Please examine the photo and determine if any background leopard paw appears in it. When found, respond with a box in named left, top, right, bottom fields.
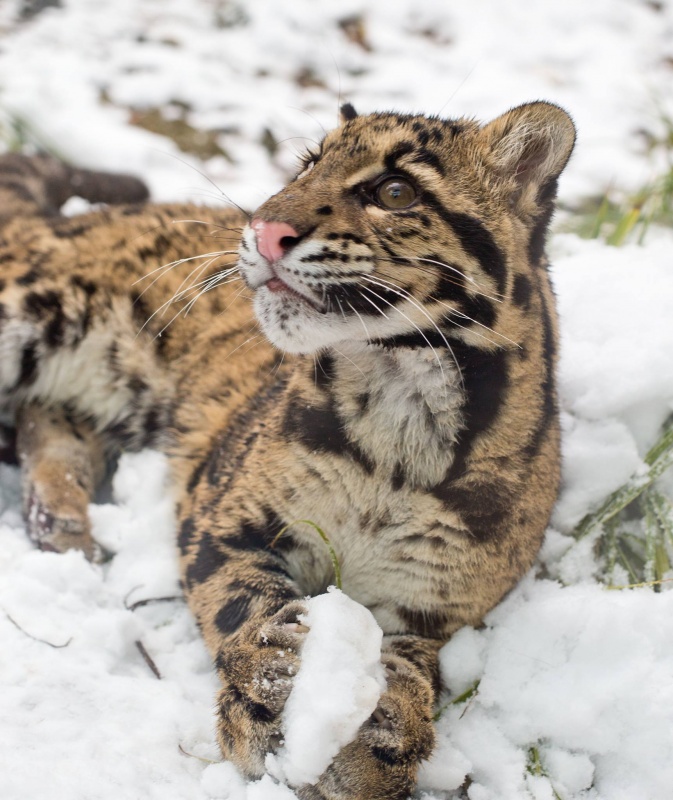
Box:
left=23, top=470, right=101, bottom=561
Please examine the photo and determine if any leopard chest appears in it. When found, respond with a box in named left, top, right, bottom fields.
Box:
left=270, top=344, right=467, bottom=632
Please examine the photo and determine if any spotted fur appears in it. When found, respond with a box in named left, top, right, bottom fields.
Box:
left=0, top=101, right=575, bottom=799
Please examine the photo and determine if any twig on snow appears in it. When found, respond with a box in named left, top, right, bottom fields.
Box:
left=127, top=595, right=184, bottom=612
left=178, top=743, right=220, bottom=764
left=135, top=639, right=162, bottom=679
left=4, top=611, right=72, bottom=648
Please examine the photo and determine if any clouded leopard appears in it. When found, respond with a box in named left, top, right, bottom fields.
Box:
left=0, top=100, right=575, bottom=799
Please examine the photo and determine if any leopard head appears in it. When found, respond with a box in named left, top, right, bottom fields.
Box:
left=238, top=101, right=575, bottom=354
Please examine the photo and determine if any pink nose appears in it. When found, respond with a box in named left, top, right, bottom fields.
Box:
left=251, top=218, right=300, bottom=263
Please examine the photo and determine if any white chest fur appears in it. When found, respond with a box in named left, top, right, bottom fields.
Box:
left=332, top=343, right=464, bottom=488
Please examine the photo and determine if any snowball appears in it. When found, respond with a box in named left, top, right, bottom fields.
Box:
left=266, top=588, right=386, bottom=787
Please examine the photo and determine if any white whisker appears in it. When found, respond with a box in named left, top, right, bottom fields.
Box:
left=151, top=274, right=241, bottom=339
left=384, top=254, right=503, bottom=303
left=162, top=257, right=225, bottom=315
left=133, top=251, right=231, bottom=285
left=376, top=265, right=518, bottom=348
left=359, top=283, right=452, bottom=393
left=136, top=258, right=229, bottom=334
left=218, top=333, right=264, bottom=364
left=181, top=274, right=241, bottom=318
left=333, top=346, right=367, bottom=379
left=169, top=264, right=239, bottom=308
left=353, top=289, right=390, bottom=320
left=346, top=300, right=372, bottom=340
left=359, top=275, right=463, bottom=388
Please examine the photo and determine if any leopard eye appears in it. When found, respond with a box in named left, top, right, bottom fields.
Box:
left=374, top=177, right=417, bottom=210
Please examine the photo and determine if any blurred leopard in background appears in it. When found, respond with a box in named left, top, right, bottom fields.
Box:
left=0, top=100, right=575, bottom=799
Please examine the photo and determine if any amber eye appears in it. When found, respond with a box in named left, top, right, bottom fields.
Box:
left=374, top=177, right=417, bottom=209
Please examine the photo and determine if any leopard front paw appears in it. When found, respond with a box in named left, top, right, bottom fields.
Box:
left=215, top=600, right=309, bottom=777
left=297, top=655, right=435, bottom=800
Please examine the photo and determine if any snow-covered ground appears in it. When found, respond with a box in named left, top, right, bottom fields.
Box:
left=1, top=1, right=673, bottom=799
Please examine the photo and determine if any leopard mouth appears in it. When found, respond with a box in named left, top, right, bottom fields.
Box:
left=262, top=275, right=325, bottom=312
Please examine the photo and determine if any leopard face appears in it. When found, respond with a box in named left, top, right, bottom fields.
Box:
left=238, top=103, right=575, bottom=355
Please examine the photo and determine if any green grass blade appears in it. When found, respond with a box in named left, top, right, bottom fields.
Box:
left=607, top=207, right=641, bottom=246
left=589, top=195, right=611, bottom=239
left=271, top=519, right=342, bottom=589
left=433, top=680, right=480, bottom=721
left=526, top=746, right=563, bottom=800
left=574, top=417, right=673, bottom=540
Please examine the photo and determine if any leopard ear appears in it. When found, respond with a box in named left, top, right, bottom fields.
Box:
left=479, top=102, right=576, bottom=211
left=340, top=103, right=358, bottom=123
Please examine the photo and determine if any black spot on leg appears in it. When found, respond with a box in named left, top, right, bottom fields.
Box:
left=222, top=511, right=284, bottom=556
left=185, top=532, right=228, bottom=588
left=385, top=635, right=442, bottom=693
left=397, top=606, right=450, bottom=638
left=215, top=595, right=252, bottom=635
left=372, top=746, right=399, bottom=766
left=316, top=205, right=333, bottom=215
left=227, top=684, right=276, bottom=724
left=435, top=481, right=513, bottom=543
left=177, top=516, right=195, bottom=553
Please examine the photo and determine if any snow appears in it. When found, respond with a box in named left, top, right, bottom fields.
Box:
left=0, top=453, right=221, bottom=800
left=266, top=588, right=387, bottom=788
left=421, top=578, right=673, bottom=800
left=1, top=1, right=673, bottom=799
